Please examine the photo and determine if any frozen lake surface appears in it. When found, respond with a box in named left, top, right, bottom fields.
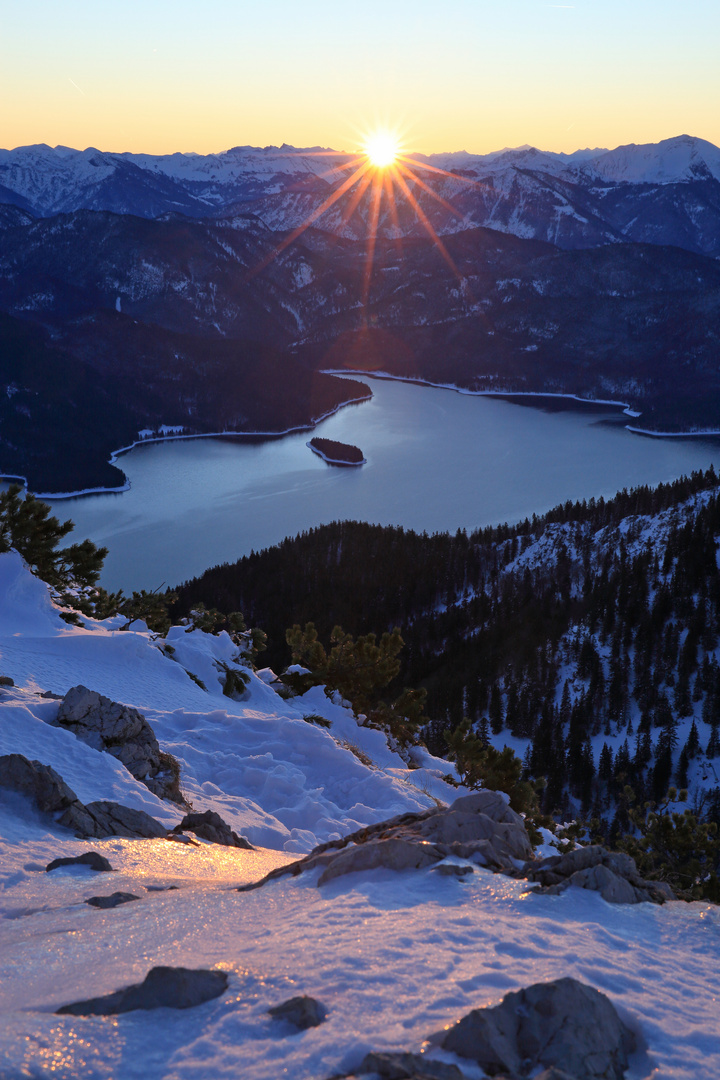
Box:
left=43, top=378, right=720, bottom=591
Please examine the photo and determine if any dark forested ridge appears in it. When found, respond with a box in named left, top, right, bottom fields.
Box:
left=173, top=468, right=720, bottom=833
left=0, top=310, right=369, bottom=492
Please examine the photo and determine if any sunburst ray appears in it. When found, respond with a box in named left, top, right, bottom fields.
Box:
left=391, top=166, right=463, bottom=282
left=362, top=173, right=385, bottom=309
left=396, top=161, right=464, bottom=220
left=247, top=159, right=373, bottom=278
left=246, top=131, right=479, bottom=295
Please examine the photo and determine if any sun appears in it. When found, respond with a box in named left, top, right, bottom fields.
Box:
left=364, top=130, right=400, bottom=168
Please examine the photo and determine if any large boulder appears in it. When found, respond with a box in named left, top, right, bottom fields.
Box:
left=441, top=977, right=635, bottom=1079
left=0, top=754, right=168, bottom=840
left=524, top=845, right=675, bottom=904
left=0, top=754, right=79, bottom=816
left=317, top=838, right=446, bottom=885
left=56, top=966, right=228, bottom=1015
left=355, top=1051, right=466, bottom=1078
left=410, top=791, right=532, bottom=865
left=268, top=994, right=326, bottom=1030
left=76, top=801, right=168, bottom=839
left=47, top=851, right=114, bottom=872
left=85, top=892, right=140, bottom=908
left=239, top=790, right=532, bottom=891
left=172, top=810, right=254, bottom=848
left=56, top=685, right=185, bottom=804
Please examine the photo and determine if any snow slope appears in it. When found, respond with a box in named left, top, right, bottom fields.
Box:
left=0, top=550, right=459, bottom=851
left=0, top=811, right=719, bottom=1080
left=587, top=134, right=720, bottom=185
left=1, top=550, right=720, bottom=1079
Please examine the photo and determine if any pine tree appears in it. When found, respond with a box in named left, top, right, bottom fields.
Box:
left=489, top=683, right=504, bottom=735
left=685, top=719, right=702, bottom=759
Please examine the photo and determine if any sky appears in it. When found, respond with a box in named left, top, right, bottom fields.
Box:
left=1, top=0, right=719, bottom=157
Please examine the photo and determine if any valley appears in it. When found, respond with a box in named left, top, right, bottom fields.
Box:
left=2, top=136, right=720, bottom=494
left=3, top=131, right=720, bottom=1080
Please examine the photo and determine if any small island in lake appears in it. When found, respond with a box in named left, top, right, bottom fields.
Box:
left=307, top=437, right=366, bottom=466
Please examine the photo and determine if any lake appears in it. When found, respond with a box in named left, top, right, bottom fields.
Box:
left=39, top=377, right=720, bottom=592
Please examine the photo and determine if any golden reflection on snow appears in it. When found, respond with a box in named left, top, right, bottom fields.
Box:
left=25, top=1026, right=106, bottom=1076
left=89, top=836, right=295, bottom=887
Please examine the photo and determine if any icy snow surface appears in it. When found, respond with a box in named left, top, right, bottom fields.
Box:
left=1, top=551, right=720, bottom=1078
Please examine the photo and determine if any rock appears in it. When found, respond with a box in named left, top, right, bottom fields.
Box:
left=56, top=966, right=228, bottom=1015
left=268, top=994, right=326, bottom=1030
left=240, top=791, right=532, bottom=891
left=172, top=810, right=254, bottom=848
left=414, top=791, right=532, bottom=864
left=0, top=753, right=169, bottom=840
left=85, top=892, right=140, bottom=908
left=146, top=884, right=179, bottom=892
left=60, top=800, right=169, bottom=840
left=0, top=754, right=81, bottom=816
left=525, top=845, right=675, bottom=904
left=432, top=863, right=475, bottom=877
left=0, top=675, right=14, bottom=686
left=358, top=1050, right=466, bottom=1078
left=46, top=851, right=114, bottom=872
left=56, top=685, right=185, bottom=804
left=441, top=976, right=635, bottom=1080
left=318, top=838, right=446, bottom=885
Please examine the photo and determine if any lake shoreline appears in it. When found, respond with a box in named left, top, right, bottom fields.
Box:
left=9, top=372, right=720, bottom=503
left=324, top=369, right=720, bottom=439
left=38, top=376, right=720, bottom=594
left=321, top=368, right=644, bottom=416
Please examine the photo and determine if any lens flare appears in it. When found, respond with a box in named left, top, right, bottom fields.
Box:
left=364, top=131, right=400, bottom=168
left=246, top=126, right=489, bottom=300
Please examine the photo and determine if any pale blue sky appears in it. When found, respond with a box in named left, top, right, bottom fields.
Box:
left=1, top=0, right=718, bottom=154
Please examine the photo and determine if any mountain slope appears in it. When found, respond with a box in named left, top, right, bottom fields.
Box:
left=1, top=546, right=719, bottom=1078
left=173, top=469, right=720, bottom=834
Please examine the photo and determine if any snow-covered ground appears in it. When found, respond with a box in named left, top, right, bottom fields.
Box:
left=1, top=550, right=720, bottom=1079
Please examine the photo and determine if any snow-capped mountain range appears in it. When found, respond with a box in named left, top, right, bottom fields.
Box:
left=2, top=134, right=720, bottom=254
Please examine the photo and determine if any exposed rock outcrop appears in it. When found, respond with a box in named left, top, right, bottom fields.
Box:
left=268, top=995, right=326, bottom=1030
left=353, top=1051, right=465, bottom=1078
left=524, top=845, right=676, bottom=904
left=47, top=852, right=114, bottom=872
left=56, top=685, right=185, bottom=805
left=440, top=977, right=635, bottom=1080
left=56, top=966, right=229, bottom=1015
left=239, top=790, right=531, bottom=891
left=172, top=810, right=254, bottom=849
left=0, top=754, right=80, bottom=817
left=76, top=800, right=168, bottom=839
left=85, top=891, right=140, bottom=908
left=0, top=754, right=168, bottom=840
